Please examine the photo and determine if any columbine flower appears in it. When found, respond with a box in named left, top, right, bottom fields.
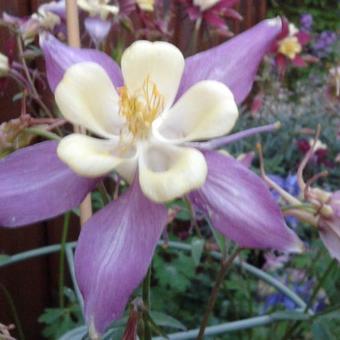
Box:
left=0, top=18, right=302, bottom=335
left=78, top=0, right=119, bottom=47
left=78, top=0, right=119, bottom=19
left=32, top=5, right=62, bottom=31
left=273, top=19, right=311, bottom=75
left=2, top=1, right=65, bottom=45
left=262, top=135, right=340, bottom=262
left=181, top=0, right=242, bottom=36
left=0, top=53, right=9, bottom=77
left=55, top=39, right=237, bottom=202
left=297, top=138, right=332, bottom=167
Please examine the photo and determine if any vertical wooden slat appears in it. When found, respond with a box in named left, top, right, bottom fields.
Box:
left=0, top=2, right=51, bottom=339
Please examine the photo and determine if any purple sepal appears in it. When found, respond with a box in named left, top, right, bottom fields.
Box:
left=0, top=141, right=97, bottom=227
left=40, top=33, right=123, bottom=92
left=39, top=0, right=66, bottom=20
left=84, top=17, right=112, bottom=48
left=178, top=18, right=283, bottom=104
left=189, top=150, right=303, bottom=252
left=319, top=224, right=340, bottom=262
left=319, top=191, right=340, bottom=262
left=75, top=177, right=167, bottom=334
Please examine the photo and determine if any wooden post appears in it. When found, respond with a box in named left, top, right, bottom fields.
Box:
left=65, top=0, right=93, bottom=225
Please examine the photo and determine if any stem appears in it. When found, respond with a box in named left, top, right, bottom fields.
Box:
left=59, top=213, right=71, bottom=308
left=257, top=143, right=302, bottom=207
left=16, top=36, right=54, bottom=119
left=25, top=127, right=61, bottom=141
left=66, top=0, right=92, bottom=225
left=197, top=248, right=242, bottom=340
left=0, top=284, right=25, bottom=340
left=191, top=18, right=202, bottom=54
left=142, top=267, right=152, bottom=340
left=282, top=259, right=337, bottom=340
left=305, top=259, right=336, bottom=313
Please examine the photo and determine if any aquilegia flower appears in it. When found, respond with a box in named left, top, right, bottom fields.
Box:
left=78, top=0, right=119, bottom=47
left=0, top=18, right=302, bottom=335
left=272, top=20, right=311, bottom=75
left=180, top=0, right=242, bottom=36
left=262, top=136, right=340, bottom=262
left=2, top=1, right=65, bottom=45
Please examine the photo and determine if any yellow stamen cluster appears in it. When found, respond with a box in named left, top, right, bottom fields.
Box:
left=119, top=77, right=164, bottom=139
left=278, top=36, right=302, bottom=60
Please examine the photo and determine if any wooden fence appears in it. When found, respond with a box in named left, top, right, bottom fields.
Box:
left=0, top=1, right=267, bottom=339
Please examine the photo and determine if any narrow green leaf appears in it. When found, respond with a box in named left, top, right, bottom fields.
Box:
left=150, top=311, right=187, bottom=331
left=59, top=326, right=87, bottom=340
left=145, top=312, right=169, bottom=339
left=191, top=238, right=204, bottom=266
left=312, top=321, right=336, bottom=340
left=208, top=221, right=226, bottom=254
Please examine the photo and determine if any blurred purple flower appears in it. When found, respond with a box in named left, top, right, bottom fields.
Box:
left=300, top=13, right=313, bottom=32
left=262, top=273, right=328, bottom=313
left=313, top=31, right=337, bottom=58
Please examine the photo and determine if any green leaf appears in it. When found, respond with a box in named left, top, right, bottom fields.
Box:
left=150, top=311, right=187, bottom=331
left=145, top=312, right=169, bottom=338
left=208, top=222, right=226, bottom=254
left=59, top=326, right=87, bottom=340
left=191, top=238, right=204, bottom=266
left=38, top=308, right=65, bottom=324
left=153, top=251, right=195, bottom=293
left=312, top=321, right=336, bottom=340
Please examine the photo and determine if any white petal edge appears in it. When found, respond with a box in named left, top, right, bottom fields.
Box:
left=153, top=80, right=238, bottom=143
left=55, top=62, right=124, bottom=138
left=57, top=134, right=137, bottom=178
left=121, top=41, right=185, bottom=111
left=139, top=143, right=207, bottom=203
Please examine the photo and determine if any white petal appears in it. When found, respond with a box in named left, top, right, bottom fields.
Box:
left=139, top=143, right=207, bottom=203
left=55, top=62, right=124, bottom=138
left=153, top=81, right=238, bottom=143
left=121, top=41, right=184, bottom=110
left=57, top=134, right=137, bottom=178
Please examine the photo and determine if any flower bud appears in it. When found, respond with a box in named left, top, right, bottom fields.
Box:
left=318, top=191, right=340, bottom=261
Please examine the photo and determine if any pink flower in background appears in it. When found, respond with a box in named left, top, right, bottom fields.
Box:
left=2, top=1, right=66, bottom=45
left=272, top=19, right=312, bottom=75
left=180, top=0, right=242, bottom=36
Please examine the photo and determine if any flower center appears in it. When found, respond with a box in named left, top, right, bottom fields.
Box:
left=278, top=36, right=302, bottom=60
left=119, top=77, right=164, bottom=140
